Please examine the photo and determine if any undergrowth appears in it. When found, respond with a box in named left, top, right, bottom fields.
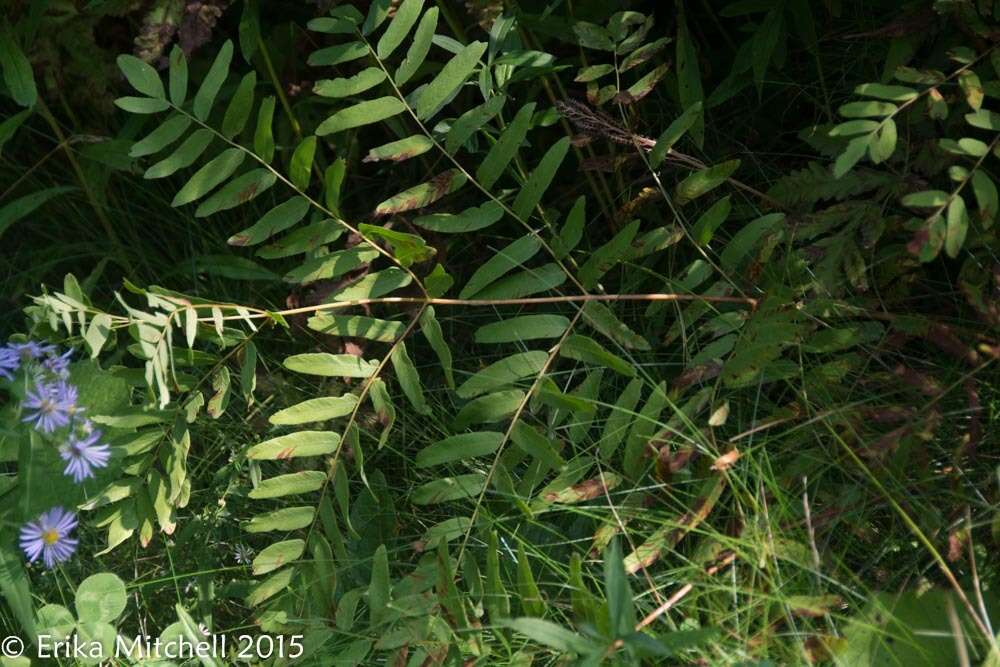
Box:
left=1, top=0, right=1000, bottom=665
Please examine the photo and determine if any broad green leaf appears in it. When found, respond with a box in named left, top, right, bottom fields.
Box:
left=364, top=134, right=433, bottom=163
left=239, top=0, right=260, bottom=61
left=500, top=618, right=596, bottom=654
left=249, top=471, right=327, bottom=499
left=416, top=41, right=487, bottom=120
left=363, top=0, right=393, bottom=34
left=315, top=68, right=386, bottom=98
left=839, top=100, right=897, bottom=117
left=195, top=168, right=276, bottom=216
left=675, top=159, right=740, bottom=205
left=650, top=102, right=703, bottom=168
left=485, top=531, right=510, bottom=622
left=420, top=306, right=454, bottom=388
left=115, top=96, right=171, bottom=113
left=578, top=220, right=640, bottom=288
left=76, top=621, right=117, bottom=662
left=618, top=63, right=669, bottom=104
left=395, top=7, right=438, bottom=85
left=573, top=21, right=614, bottom=50
left=0, top=26, right=37, bottom=107
left=446, top=94, right=506, bottom=153
left=623, top=382, right=669, bottom=476
left=965, top=108, right=1000, bottom=130
left=959, top=70, right=984, bottom=110
left=425, top=263, right=453, bottom=296
left=373, top=169, right=466, bottom=215
left=460, top=234, right=541, bottom=298
left=691, top=195, right=731, bottom=245
left=289, top=135, right=317, bottom=190
left=247, top=431, right=340, bottom=460
left=0, top=108, right=31, bottom=156
left=560, top=334, right=635, bottom=377
left=308, top=314, right=403, bottom=342
left=168, top=45, right=187, bottom=106
left=516, top=544, right=545, bottom=616
left=171, top=147, right=245, bottom=206
left=76, top=573, right=127, bottom=623
left=0, top=187, right=75, bottom=240
left=228, top=196, right=310, bottom=246
left=37, top=603, right=74, bottom=639
left=325, top=158, right=346, bottom=214
left=284, top=353, right=379, bottom=378
left=307, top=41, right=369, bottom=67
left=512, top=136, right=570, bottom=219
left=317, top=97, right=406, bottom=136
left=599, top=377, right=642, bottom=460
left=245, top=568, right=295, bottom=606
left=477, top=102, right=535, bottom=189
left=377, top=0, right=423, bottom=58
left=554, top=196, right=586, bottom=259
left=910, top=215, right=946, bottom=263
left=193, top=40, right=234, bottom=121
left=719, top=212, right=783, bottom=270
left=257, top=220, right=343, bottom=259
left=575, top=64, right=615, bottom=81
left=368, top=544, right=390, bottom=625
left=510, top=422, right=564, bottom=469
left=254, top=96, right=276, bottom=162
left=829, top=120, right=879, bottom=136
left=452, top=389, right=524, bottom=429
left=581, top=301, right=649, bottom=350
left=945, top=195, right=969, bottom=258
left=308, top=13, right=361, bottom=35
left=604, top=540, right=636, bottom=637
left=391, top=342, right=430, bottom=414
left=833, top=135, right=870, bottom=178
left=855, top=82, right=918, bottom=102
left=902, top=190, right=949, bottom=208
left=868, top=118, right=896, bottom=164
left=751, top=8, right=782, bottom=92
left=369, top=379, right=396, bottom=448
left=971, top=170, right=997, bottom=226
left=329, top=268, right=412, bottom=300
left=472, top=263, right=566, bottom=299
left=129, top=115, right=191, bottom=158
left=413, top=201, right=504, bottom=233
left=283, top=246, right=379, bottom=283
left=253, top=539, right=305, bottom=575
left=221, top=71, right=256, bottom=139
left=0, top=543, right=36, bottom=639
left=475, top=315, right=570, bottom=343
left=269, top=395, right=359, bottom=425
left=623, top=36, right=670, bottom=72
left=412, top=474, right=486, bottom=504
left=246, top=506, right=315, bottom=533
left=415, top=432, right=503, bottom=467
left=456, top=350, right=548, bottom=398
left=358, top=223, right=435, bottom=266
left=117, top=54, right=165, bottom=98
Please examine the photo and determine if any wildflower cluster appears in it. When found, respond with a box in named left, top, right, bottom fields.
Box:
left=2, top=339, right=110, bottom=569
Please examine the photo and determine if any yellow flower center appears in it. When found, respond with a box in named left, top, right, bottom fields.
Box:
left=42, top=529, right=60, bottom=545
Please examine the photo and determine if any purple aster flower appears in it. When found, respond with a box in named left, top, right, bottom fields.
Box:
left=21, top=380, right=78, bottom=433
left=8, top=341, right=53, bottom=362
left=41, top=349, right=73, bottom=378
left=19, top=507, right=78, bottom=569
left=0, top=346, right=18, bottom=380
left=60, top=427, right=111, bottom=483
